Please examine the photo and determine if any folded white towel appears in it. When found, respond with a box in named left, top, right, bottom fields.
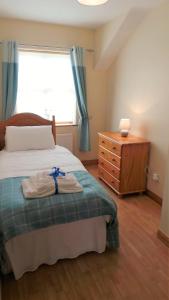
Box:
left=22, top=170, right=83, bottom=199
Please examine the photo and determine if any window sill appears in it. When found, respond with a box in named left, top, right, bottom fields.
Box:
left=55, top=123, right=78, bottom=127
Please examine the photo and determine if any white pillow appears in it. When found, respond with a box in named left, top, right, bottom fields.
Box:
left=5, top=126, right=55, bottom=152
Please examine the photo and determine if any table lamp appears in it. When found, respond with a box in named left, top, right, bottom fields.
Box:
left=119, top=118, right=131, bottom=137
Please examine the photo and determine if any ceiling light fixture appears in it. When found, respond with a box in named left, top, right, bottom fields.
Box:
left=77, top=0, right=109, bottom=6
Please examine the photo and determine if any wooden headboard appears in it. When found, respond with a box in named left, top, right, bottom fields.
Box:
left=0, top=113, right=56, bottom=150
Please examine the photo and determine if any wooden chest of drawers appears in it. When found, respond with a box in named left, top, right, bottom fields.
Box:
left=98, top=132, right=150, bottom=195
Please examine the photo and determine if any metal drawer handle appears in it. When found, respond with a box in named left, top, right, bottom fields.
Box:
left=111, top=181, right=114, bottom=184
left=102, top=140, right=105, bottom=144
left=101, top=151, right=105, bottom=155
left=112, top=158, right=116, bottom=162
left=101, top=162, right=104, bottom=166
left=113, top=147, right=116, bottom=150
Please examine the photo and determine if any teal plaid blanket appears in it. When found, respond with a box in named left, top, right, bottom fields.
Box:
left=0, top=171, right=119, bottom=273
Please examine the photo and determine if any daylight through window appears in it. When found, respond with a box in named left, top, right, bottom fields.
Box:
left=17, top=50, right=77, bottom=124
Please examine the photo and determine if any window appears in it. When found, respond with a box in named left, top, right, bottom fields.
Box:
left=17, top=50, right=77, bottom=124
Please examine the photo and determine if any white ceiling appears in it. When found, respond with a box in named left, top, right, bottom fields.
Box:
left=0, top=0, right=166, bottom=28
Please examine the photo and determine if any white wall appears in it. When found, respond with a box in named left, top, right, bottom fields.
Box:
left=106, top=3, right=169, bottom=198
left=160, top=150, right=169, bottom=237
left=105, top=2, right=169, bottom=239
left=0, top=18, right=108, bottom=161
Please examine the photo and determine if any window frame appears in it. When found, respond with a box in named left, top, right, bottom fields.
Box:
left=17, top=47, right=79, bottom=126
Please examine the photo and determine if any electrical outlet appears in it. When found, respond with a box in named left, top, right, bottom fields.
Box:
left=152, top=173, right=160, bottom=182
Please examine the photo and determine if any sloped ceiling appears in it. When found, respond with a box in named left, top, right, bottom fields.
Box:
left=94, top=7, right=149, bottom=69
left=0, top=0, right=165, bottom=29
left=0, top=0, right=166, bottom=69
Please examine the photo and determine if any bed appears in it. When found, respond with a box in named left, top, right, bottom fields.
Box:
left=0, top=113, right=119, bottom=280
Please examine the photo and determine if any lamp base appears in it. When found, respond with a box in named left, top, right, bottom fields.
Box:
left=120, top=130, right=129, bottom=137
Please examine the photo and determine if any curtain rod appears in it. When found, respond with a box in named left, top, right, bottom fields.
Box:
left=0, top=41, right=94, bottom=53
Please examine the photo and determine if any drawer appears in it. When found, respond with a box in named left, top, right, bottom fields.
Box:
left=99, top=136, right=121, bottom=156
left=98, top=166, right=120, bottom=192
left=99, top=146, right=121, bottom=168
left=98, top=156, right=120, bottom=180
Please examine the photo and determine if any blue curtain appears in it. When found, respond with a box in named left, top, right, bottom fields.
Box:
left=70, top=46, right=91, bottom=152
left=1, top=41, right=18, bottom=120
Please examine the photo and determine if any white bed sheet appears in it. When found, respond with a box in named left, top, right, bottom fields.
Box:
left=0, top=146, right=110, bottom=279
left=0, top=145, right=86, bottom=179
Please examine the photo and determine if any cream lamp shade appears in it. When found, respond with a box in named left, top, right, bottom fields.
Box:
left=77, top=0, right=109, bottom=5
left=119, top=118, right=131, bottom=137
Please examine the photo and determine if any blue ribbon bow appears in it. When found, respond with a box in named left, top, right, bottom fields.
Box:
left=49, top=167, right=65, bottom=194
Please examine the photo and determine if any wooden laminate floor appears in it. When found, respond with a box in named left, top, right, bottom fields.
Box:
left=2, top=165, right=169, bottom=300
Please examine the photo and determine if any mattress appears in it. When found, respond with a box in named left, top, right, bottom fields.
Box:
left=0, top=145, right=86, bottom=179
left=0, top=146, right=113, bottom=279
